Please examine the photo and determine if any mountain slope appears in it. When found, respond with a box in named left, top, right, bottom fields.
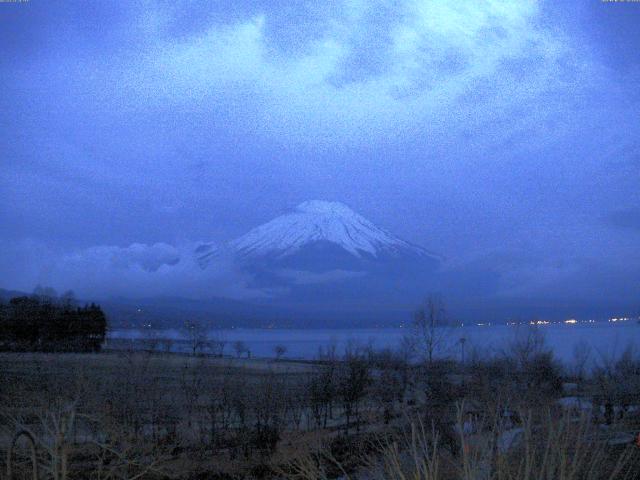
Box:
left=194, top=242, right=220, bottom=269
left=232, top=200, right=432, bottom=259
left=192, top=200, right=441, bottom=309
left=196, top=200, right=438, bottom=269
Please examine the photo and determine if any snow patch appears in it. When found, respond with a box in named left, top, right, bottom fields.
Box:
left=229, top=200, right=431, bottom=260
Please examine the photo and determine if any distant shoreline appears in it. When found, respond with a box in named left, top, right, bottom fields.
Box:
left=107, top=321, right=640, bottom=364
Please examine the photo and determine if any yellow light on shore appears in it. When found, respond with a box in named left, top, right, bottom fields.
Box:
left=530, top=320, right=550, bottom=325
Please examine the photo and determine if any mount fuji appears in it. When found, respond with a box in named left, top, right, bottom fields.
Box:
left=231, top=200, right=435, bottom=261
left=195, top=201, right=441, bottom=310
left=197, top=201, right=439, bottom=268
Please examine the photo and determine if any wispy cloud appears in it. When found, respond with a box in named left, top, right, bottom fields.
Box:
left=0, top=240, right=265, bottom=301
left=65, top=243, right=181, bottom=273
left=132, top=0, right=576, bottom=148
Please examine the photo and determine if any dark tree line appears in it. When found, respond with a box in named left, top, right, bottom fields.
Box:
left=0, top=294, right=107, bottom=352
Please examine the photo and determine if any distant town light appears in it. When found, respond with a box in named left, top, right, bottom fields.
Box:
left=609, top=317, right=629, bottom=322
left=530, top=320, right=550, bottom=325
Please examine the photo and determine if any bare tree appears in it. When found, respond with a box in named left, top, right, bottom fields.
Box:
left=337, top=347, right=370, bottom=434
left=370, top=350, right=404, bottom=424
left=180, top=358, right=206, bottom=432
left=182, top=321, right=208, bottom=356
left=506, top=324, right=548, bottom=369
left=159, top=337, right=174, bottom=354
left=274, top=344, right=287, bottom=360
left=572, top=339, right=592, bottom=382
left=410, top=294, right=451, bottom=364
left=233, top=340, right=247, bottom=358
left=208, top=329, right=226, bottom=357
left=142, top=328, right=160, bottom=353
left=250, top=372, right=287, bottom=455
left=504, top=325, right=562, bottom=404
left=305, top=343, right=341, bottom=429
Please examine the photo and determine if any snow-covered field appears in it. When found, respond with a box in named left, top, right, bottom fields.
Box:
left=109, top=321, right=640, bottom=365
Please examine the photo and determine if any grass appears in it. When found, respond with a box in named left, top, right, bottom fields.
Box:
left=286, top=410, right=640, bottom=480
left=1, top=350, right=639, bottom=479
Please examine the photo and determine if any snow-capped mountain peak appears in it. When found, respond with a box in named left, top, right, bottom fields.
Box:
left=229, top=200, right=430, bottom=260
left=295, top=200, right=360, bottom=217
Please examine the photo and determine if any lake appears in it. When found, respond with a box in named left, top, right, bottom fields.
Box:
left=108, top=321, right=640, bottom=366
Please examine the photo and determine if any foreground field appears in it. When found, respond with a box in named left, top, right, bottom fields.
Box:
left=1, top=345, right=640, bottom=479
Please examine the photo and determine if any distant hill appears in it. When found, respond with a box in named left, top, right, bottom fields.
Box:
left=0, top=288, right=27, bottom=302
left=100, top=295, right=410, bottom=330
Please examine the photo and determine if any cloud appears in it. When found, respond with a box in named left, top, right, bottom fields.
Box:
left=1, top=1, right=639, bottom=309
left=66, top=243, right=181, bottom=272
left=3, top=1, right=635, bottom=178
left=108, top=0, right=580, bottom=149
left=0, top=240, right=267, bottom=301
left=277, top=268, right=366, bottom=285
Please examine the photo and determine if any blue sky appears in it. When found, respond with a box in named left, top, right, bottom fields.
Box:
left=1, top=1, right=639, bottom=310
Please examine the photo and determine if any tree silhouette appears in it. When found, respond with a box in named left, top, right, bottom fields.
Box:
left=0, top=294, right=107, bottom=352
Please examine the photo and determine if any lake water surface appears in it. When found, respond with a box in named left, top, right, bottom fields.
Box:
left=109, top=321, right=640, bottom=365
